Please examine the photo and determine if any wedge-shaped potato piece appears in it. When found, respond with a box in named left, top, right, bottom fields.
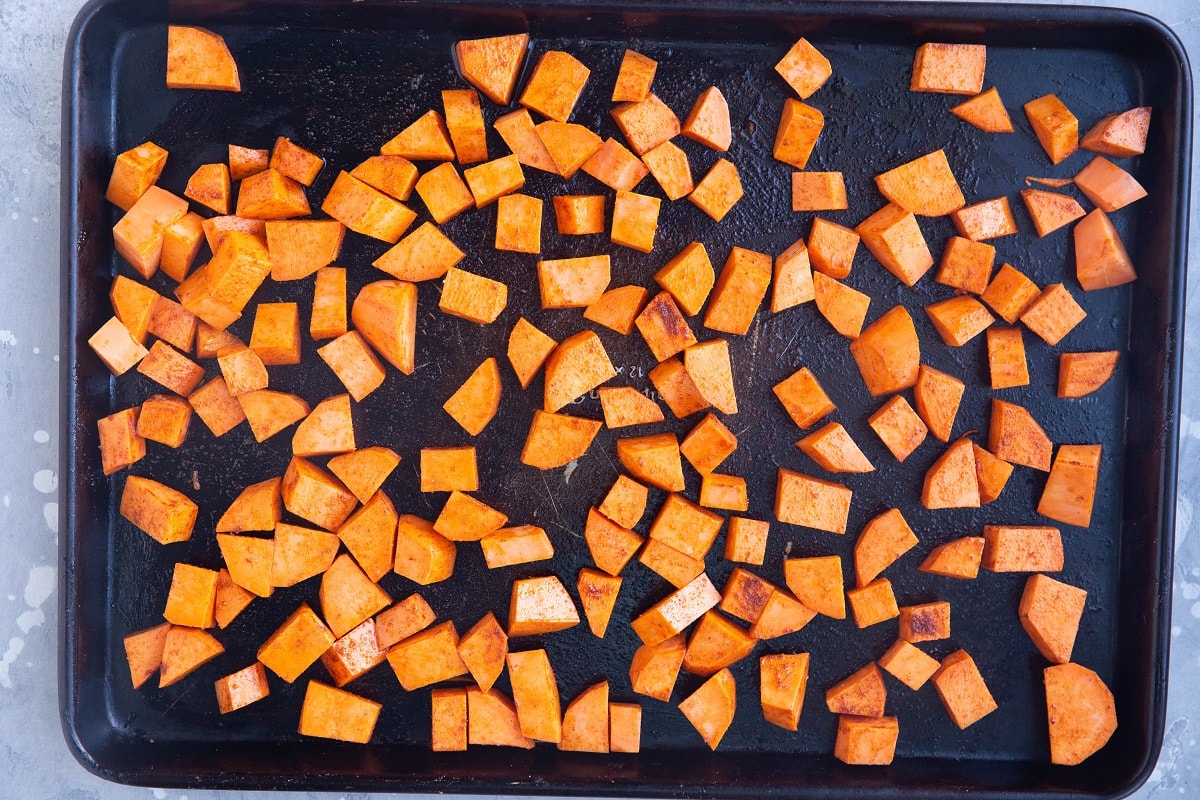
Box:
left=632, top=573, right=721, bottom=646
left=1037, top=444, right=1101, bottom=527
left=216, top=534, right=273, bottom=599
left=443, top=88, right=489, bottom=165
left=337, top=491, right=397, bottom=583
left=599, top=387, right=664, bottom=428
left=847, top=578, right=899, bottom=628
left=685, top=339, right=737, bottom=414
left=373, top=222, right=463, bottom=282
left=350, top=155, right=418, bottom=200
left=560, top=681, right=609, bottom=753
left=382, top=110, right=456, bottom=161
left=849, top=305, right=920, bottom=396
left=783, top=554, right=845, bottom=618
left=704, top=246, right=771, bottom=336
left=923, top=437, right=981, bottom=509
left=582, top=138, right=650, bottom=192
left=1021, top=189, right=1085, bottom=237
left=271, top=523, right=339, bottom=587
left=375, top=593, right=436, bottom=651
left=238, top=390, right=310, bottom=443
left=521, top=50, right=590, bottom=122
left=166, top=26, right=240, bottom=91
left=750, top=591, right=815, bottom=642
left=879, top=640, right=940, bottom=690
left=159, top=626, right=224, bottom=688
left=120, top=475, right=197, bottom=544
left=265, top=140, right=319, bottom=184
left=989, top=399, right=1052, bottom=471
left=827, top=662, right=886, bottom=717
left=214, top=569, right=254, bottom=628
left=982, top=525, right=1063, bottom=572
left=775, top=469, right=851, bottom=534
left=773, top=367, right=835, bottom=430
left=585, top=507, right=644, bottom=576
left=468, top=688, right=535, bottom=748
left=868, top=395, right=927, bottom=462
left=689, top=158, right=744, bottom=223
left=507, top=648, right=562, bottom=743
left=258, top=603, right=335, bottom=682
left=775, top=38, right=831, bottom=99
left=578, top=568, right=622, bottom=638
left=353, top=280, right=417, bottom=374
left=217, top=478, right=282, bottom=536
left=536, top=121, right=603, bottom=178
left=1082, top=106, right=1150, bottom=157
left=760, top=652, right=810, bottom=731
left=538, top=255, right=610, bottom=309
left=124, top=622, right=170, bottom=689
left=911, top=43, right=985, bottom=94
left=950, top=87, right=1014, bottom=132
left=1058, top=351, right=1118, bottom=399
left=876, top=150, right=965, bottom=217
left=584, top=285, right=649, bottom=335
left=107, top=141, right=168, bottom=211
left=321, top=553, right=391, bottom=638
left=773, top=99, right=823, bottom=169
left=618, top=432, right=685, bottom=492
left=433, top=491, right=507, bottom=541
left=642, top=140, right=694, bottom=201
left=682, top=86, right=732, bottom=151
left=327, top=446, right=399, bottom=505
left=236, top=168, right=310, bottom=220
left=443, top=358, right=501, bottom=436
left=507, top=317, right=556, bottom=389
left=1025, top=94, right=1079, bottom=165
left=630, top=634, right=685, bottom=701
left=640, top=539, right=705, bottom=588
left=932, top=650, right=997, bottom=729
left=456, top=33, right=528, bottom=105
left=394, top=514, right=456, bottom=585
left=216, top=345, right=267, bottom=397
left=320, top=619, right=386, bottom=687
left=854, top=508, right=917, bottom=587
left=953, top=196, right=1018, bottom=243
left=650, top=357, right=710, bottom=418
left=679, top=667, right=736, bottom=750
left=185, top=162, right=231, bottom=215
left=456, top=611, right=507, bottom=692
left=813, top=273, right=870, bottom=338
left=1074, top=207, right=1137, bottom=290
left=919, top=536, right=985, bottom=579
left=282, top=456, right=357, bottom=531
left=1020, top=574, right=1086, bottom=664
left=636, top=291, right=697, bottom=362
left=509, top=575, right=580, bottom=636
left=228, top=144, right=268, bottom=180
left=689, top=608, right=758, bottom=673
left=431, top=687, right=468, bottom=752
left=440, top=266, right=508, bottom=324
left=1044, top=663, right=1118, bottom=765
left=293, top=394, right=355, bottom=457
left=163, top=563, right=218, bottom=628
left=481, top=525, right=553, bottom=569
left=520, top=410, right=602, bottom=470
left=974, top=444, right=1014, bottom=504
left=298, top=681, right=381, bottom=744
left=599, top=475, right=649, bottom=530
left=798, top=421, right=874, bottom=473
left=914, top=364, right=965, bottom=443
left=835, top=715, right=899, bottom=765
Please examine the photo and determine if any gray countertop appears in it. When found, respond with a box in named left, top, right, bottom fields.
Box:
left=2, top=0, right=1196, bottom=797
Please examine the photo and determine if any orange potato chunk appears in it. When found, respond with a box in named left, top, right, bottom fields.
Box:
left=798, top=421, right=874, bottom=473
left=467, top=688, right=534, bottom=749
left=1025, top=94, right=1079, bottom=164
left=443, top=358, right=501, bottom=436
left=1081, top=106, right=1151, bottom=157
left=560, top=681, right=610, bottom=753
left=585, top=507, right=644, bottom=577
left=431, top=687, right=468, bottom=752
left=849, top=305, right=920, bottom=396
left=827, top=662, right=887, bottom=717
left=846, top=578, right=899, bottom=628
left=1074, top=207, right=1137, bottom=291
left=413, top=162, right=474, bottom=224
left=120, top=475, right=197, bottom=544
left=1037, top=443, right=1102, bottom=527
left=382, top=110, right=456, bottom=161
left=582, top=137, right=649, bottom=192
left=298, top=681, right=381, bottom=744
left=688, top=158, right=743, bottom=222
left=642, top=139, right=694, bottom=200
left=950, top=87, right=1014, bottom=132
left=386, top=620, right=467, bottom=690
left=678, top=668, right=737, bottom=750
left=759, top=652, right=810, bottom=731
left=166, top=25, right=240, bottom=91
left=982, top=525, right=1064, bottom=572
left=910, top=43, right=985, bottom=94
left=879, top=639, right=940, bottom=690
left=682, top=86, right=732, bottom=151
left=507, top=317, right=557, bottom=389
left=649, top=357, right=711, bottom=418
left=520, top=50, right=591, bottom=123
left=520, top=410, right=603, bottom=470
left=613, top=49, right=657, bottom=103
left=919, top=536, right=985, bottom=579
left=856, top=204, right=934, bottom=285
left=611, top=191, right=661, bottom=253
left=854, top=508, right=917, bottom=587
left=443, top=88, right=489, bottom=165
left=834, top=715, right=899, bottom=765
left=612, top=93, right=680, bottom=156
left=932, top=650, right=997, bottom=729
left=775, top=38, right=832, bottom=99
left=158, top=627, right=224, bottom=688
left=433, top=491, right=507, bottom=541
left=704, top=246, right=771, bottom=336
left=926, top=295, right=995, bottom=346
left=507, top=648, right=563, bottom=743
left=372, top=222, right=462, bottom=282
left=772, top=237, right=816, bottom=312
left=440, top=266, right=508, bottom=324
left=599, top=475, right=649, bottom=530
left=495, top=193, right=543, bottom=254
left=1058, top=351, right=1119, bottom=399
left=394, top=515, right=456, bottom=586
left=508, top=575, right=580, bottom=637
left=868, top=395, right=927, bottom=462
left=813, top=272, right=870, bottom=338
left=1044, top=663, right=1118, bottom=765
left=106, top=141, right=168, bottom=211
left=1021, top=189, right=1086, bottom=237
left=123, top=622, right=170, bottom=689
left=1020, top=574, right=1087, bottom=664
left=875, top=149, right=965, bottom=217
left=617, top=432, right=685, bottom=492
left=578, top=568, right=622, bottom=638
left=922, top=436, right=981, bottom=509
left=775, top=469, right=851, bottom=534
left=455, top=33, right=528, bottom=105
left=552, top=194, right=606, bottom=234
left=772, top=99, right=824, bottom=169
left=981, top=262, right=1041, bottom=324
left=598, top=386, right=665, bottom=429
left=185, top=162, right=231, bottom=215
left=937, top=236, right=996, bottom=294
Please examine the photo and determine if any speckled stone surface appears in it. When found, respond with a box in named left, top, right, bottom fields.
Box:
left=0, top=0, right=1195, bottom=797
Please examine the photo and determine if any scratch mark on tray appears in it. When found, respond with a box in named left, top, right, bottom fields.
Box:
left=541, top=472, right=561, bottom=521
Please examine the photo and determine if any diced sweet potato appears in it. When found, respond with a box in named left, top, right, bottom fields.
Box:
left=649, top=357, right=711, bottom=418
left=350, top=155, right=418, bottom=201
left=1037, top=443, right=1102, bottom=528
left=325, top=447, right=399, bottom=507
left=552, top=194, right=605, bottom=235
left=560, top=681, right=610, bottom=753
left=442, top=358, right=501, bottom=437
left=952, top=196, right=1017, bottom=241
left=922, top=437, right=981, bottom=509
left=760, top=652, right=810, bottom=731
left=699, top=473, right=748, bottom=512
left=630, top=634, right=686, bottom=701
left=775, top=469, right=852, bottom=534
left=773, top=367, right=835, bottom=431
left=382, top=110, right=456, bottom=161
left=481, top=525, right=554, bottom=569
left=868, top=395, right=927, bottom=462
left=583, top=138, right=650, bottom=192
left=679, top=668, right=736, bottom=750
left=773, top=99, right=824, bottom=169
left=386, top=620, right=467, bottom=690
left=911, top=43, right=985, bottom=94
left=120, top=475, right=197, bottom=544
left=1075, top=156, right=1147, bottom=213
left=950, top=87, right=1014, bottom=132
left=318, top=331, right=386, bottom=402
left=148, top=296, right=198, bottom=352
left=336, top=492, right=397, bottom=583
left=989, top=398, right=1052, bottom=471
left=750, top=590, right=816, bottom=642
left=160, top=212, right=205, bottom=283
left=792, top=171, right=847, bottom=212
left=835, top=715, right=899, bottom=765
left=214, top=569, right=254, bottom=628
left=237, top=390, right=309, bottom=443
left=919, top=536, right=985, bottom=579
left=827, top=662, right=887, bottom=717
left=631, top=573, right=721, bottom=646
left=613, top=49, right=657, bottom=102
left=689, top=158, right=743, bottom=223
left=268, top=523, right=337, bottom=589
left=599, top=475, right=649, bottom=530
left=636, top=291, right=697, bottom=362
left=578, top=568, right=622, bottom=638
left=507, top=648, right=563, bottom=743
left=375, top=593, right=437, bottom=650
left=228, top=145, right=269, bottom=181
left=856, top=204, right=934, bottom=286
left=981, top=262, right=1041, bottom=324
left=982, top=525, right=1063, bottom=572
left=394, top=514, right=456, bottom=585
left=236, top=168, right=310, bottom=220
left=1074, top=208, right=1137, bottom=291
left=123, top=622, right=170, bottom=689
left=258, top=603, right=335, bottom=682
left=649, top=493, right=724, bottom=560
left=599, top=387, right=665, bottom=429
left=543, top=330, right=616, bottom=412
left=1044, top=663, right=1118, bottom=765
left=298, top=681, right=381, bottom=744
left=612, top=93, right=680, bottom=156
left=640, top=539, right=705, bottom=588
left=216, top=345, right=267, bottom=397
left=875, top=150, right=965, bottom=217
left=685, top=339, right=737, bottom=414
left=454, top=611, right=507, bottom=692
left=1058, top=351, right=1119, bottom=399
left=974, top=444, right=1014, bottom=504
left=704, top=246, right=771, bottom=335
left=813, top=272, right=870, bottom=338
left=320, top=553, right=391, bottom=639
left=465, top=156, right=526, bottom=209
left=1021, top=189, right=1085, bottom=237
left=249, top=301, right=301, bottom=366
left=166, top=25, right=240, bottom=91
left=495, top=193, right=543, bottom=254
left=536, top=121, right=603, bottom=178
left=107, top=141, right=168, bottom=211
left=719, top=568, right=775, bottom=624
left=266, top=220, right=344, bottom=282
left=507, top=317, right=557, bottom=389
left=611, top=190, right=661, bottom=253
left=99, top=408, right=146, bottom=474
left=440, top=266, right=507, bottom=324
left=1025, top=94, right=1079, bottom=165
left=926, top=295, right=995, bottom=346
left=1020, top=574, right=1086, bottom=664
left=413, top=163, right=474, bottom=224
left=443, top=88, right=489, bottom=165
left=682, top=610, right=756, bottom=676
left=158, top=626, right=224, bottom=688
left=114, top=186, right=190, bottom=279
left=775, top=38, right=831, bottom=98
left=468, top=688, right=535, bottom=749
left=433, top=491, right=508, bottom=541
left=163, top=562, right=218, bottom=628
left=642, top=140, right=694, bottom=200
left=188, top=376, right=245, bottom=437
left=854, top=508, right=917, bottom=587
left=538, top=255, right=611, bottom=309
left=617, top=432, right=685, bottom=492
left=772, top=237, right=816, bottom=312
left=846, top=578, right=899, bottom=628
left=320, top=618, right=386, bottom=687
left=937, top=236, right=995, bottom=294
left=199, top=215, right=264, bottom=256
left=798, top=421, right=874, bottom=473
left=682, top=87, right=732, bottom=151
left=584, top=285, right=649, bottom=335
left=1021, top=283, right=1087, bottom=346
left=431, top=687, right=468, bottom=752
left=1081, top=106, right=1150, bottom=157
left=520, top=50, right=590, bottom=123
left=136, top=395, right=190, bottom=450
left=455, top=33, right=528, bottom=105
left=987, top=327, right=1029, bottom=389
left=849, top=305, right=920, bottom=396
left=879, top=639, right=940, bottom=690
left=109, top=276, right=159, bottom=345
left=282, top=456, right=357, bottom=531
left=216, top=477, right=280, bottom=535
left=932, top=650, right=997, bottom=729
left=677, top=412, right=735, bottom=476
left=185, top=162, right=231, bottom=214
left=585, top=507, right=644, bottom=577
left=898, top=601, right=951, bottom=643
left=610, top=703, right=642, bottom=753
left=508, top=575, right=580, bottom=636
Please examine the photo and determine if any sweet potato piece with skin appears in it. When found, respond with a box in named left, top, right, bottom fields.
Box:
left=937, top=236, right=995, bottom=294
left=99, top=408, right=146, bottom=475
left=414, top=163, right=474, bottom=224
left=689, top=158, right=744, bottom=223
left=508, top=575, right=580, bottom=637
left=798, top=422, right=874, bottom=473
left=642, top=139, right=694, bottom=200
left=495, top=193, right=543, bottom=254
left=920, top=536, right=985, bottom=579
left=876, top=150, right=965, bottom=217
left=952, top=196, right=1017, bottom=241
left=915, top=365, right=966, bottom=443
left=352, top=280, right=417, bottom=374
left=682, top=87, right=732, bottom=151
left=317, top=332, right=386, bottom=403
left=237, top=168, right=311, bottom=220
left=350, top=155, right=418, bottom=201
left=443, top=358, right=501, bottom=436
left=257, top=603, right=335, bottom=683
left=375, top=594, right=436, bottom=651
left=630, top=634, right=686, bottom=701
left=584, top=285, right=648, bottom=335
left=1074, top=208, right=1137, bottom=291
left=520, top=50, right=590, bottom=123
left=1045, top=663, right=1118, bottom=765
left=137, top=394, right=192, bottom=449
left=468, top=688, right=535, bottom=749
left=772, top=237, right=816, bottom=311
left=582, top=138, right=649, bottom=191
left=1082, top=106, right=1150, bottom=157
left=271, top=523, right=339, bottom=588
left=611, top=191, right=661, bottom=253
left=911, top=43, right=985, bottom=94
left=987, top=327, right=1030, bottom=389
left=455, top=33, right=528, bottom=105
left=827, top=662, right=887, bottom=717
left=813, top=272, right=870, bottom=338
left=846, top=578, right=899, bottom=628
left=1059, top=351, right=1119, bottom=398
left=217, top=477, right=281, bottom=533
left=600, top=475, right=649, bottom=530
left=855, top=508, right=918, bottom=587
left=507, top=317, right=557, bottom=389
left=433, top=491, right=507, bottom=541
left=983, top=526, right=1063, bottom=572
left=879, top=640, right=941, bottom=690
left=850, top=306, right=921, bottom=396
left=394, top=515, right=457, bottom=585
left=166, top=26, right=240, bottom=91
left=185, top=163, right=231, bottom=214
left=585, top=507, right=644, bottom=577
left=599, top=387, right=665, bottom=428
left=114, top=186, right=190, bottom=279
left=386, top=621, right=468, bottom=690
left=923, top=437, right=981, bottom=509
left=1020, top=574, right=1087, bottom=664
left=704, top=247, right=771, bottom=336
left=578, top=568, right=622, bottom=638
left=989, top=399, right=1053, bottom=471
left=337, top=492, right=397, bottom=583
left=1021, top=189, right=1086, bottom=237
left=773, top=99, right=824, bottom=169
left=776, top=38, right=832, bottom=99
left=124, top=622, right=170, bottom=689
left=455, top=612, right=507, bottom=692
left=158, top=627, right=225, bottom=688
left=107, top=141, right=168, bottom=211
left=431, top=688, right=468, bottom=752
left=836, top=715, right=900, bottom=765
left=1025, top=94, right=1079, bottom=164
left=507, top=649, right=563, bottom=743
left=120, top=476, right=198, bottom=545
left=679, top=668, right=737, bottom=750
left=926, top=295, right=995, bottom=346
left=950, top=87, right=1014, bottom=132
left=1038, top=444, right=1102, bottom=527
left=560, top=682, right=610, bottom=753
left=974, top=444, right=1014, bottom=504
left=932, top=650, right=997, bottom=729
left=868, top=395, right=927, bottom=462
left=188, top=376, right=245, bottom=437
left=618, top=432, right=686, bottom=491
left=682, top=611, right=757, bottom=676
left=382, top=110, right=456, bottom=161
left=640, top=539, right=705, bottom=588
left=775, top=469, right=852, bottom=534
left=631, top=573, right=721, bottom=647
left=520, top=410, right=602, bottom=469
left=239, top=390, right=309, bottom=443
left=443, top=89, right=489, bottom=165
left=536, top=121, right=603, bottom=179
left=856, top=204, right=934, bottom=286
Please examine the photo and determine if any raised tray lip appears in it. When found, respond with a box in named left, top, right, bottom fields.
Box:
left=58, top=0, right=1190, bottom=795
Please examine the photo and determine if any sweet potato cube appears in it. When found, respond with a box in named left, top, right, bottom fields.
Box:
left=636, top=292, right=697, bottom=362
left=618, top=432, right=686, bottom=492
left=1025, top=94, right=1079, bottom=165
left=868, top=395, right=927, bottom=462
left=455, top=612, right=507, bottom=692
left=495, top=193, right=543, bottom=254
left=543, top=330, right=616, bottom=411
left=584, top=285, right=649, bottom=335
left=989, top=398, right=1053, bottom=470
left=455, top=33, right=528, bottom=105
left=521, top=50, right=590, bottom=122
left=123, top=622, right=170, bottom=689
left=987, top=327, right=1029, bottom=389
left=599, top=475, right=649, bottom=530
left=854, top=508, right=917, bottom=587
left=642, top=139, right=694, bottom=200
left=578, top=568, right=622, bottom=638
left=704, top=246, right=771, bottom=335
left=375, top=593, right=437, bottom=650
left=560, top=682, right=610, bottom=753
left=107, top=141, right=168, bottom=211
left=228, top=145, right=269, bottom=181
left=216, top=345, right=268, bottom=397
left=798, top=421, right=874, bottom=473
left=282, top=456, right=357, bottom=530
left=137, top=393, right=191, bottom=449
left=394, top=514, right=457, bottom=585
left=772, top=237, right=816, bottom=312
left=307, top=272, right=350, bottom=345
left=239, top=389, right=309, bottom=442
left=350, top=155, right=419, bottom=201
left=682, top=86, right=732, bottom=151
left=187, top=229, right=269, bottom=313
left=582, top=138, right=650, bottom=191
left=926, top=295, right=995, bottom=346
left=649, top=493, right=724, bottom=560
left=443, top=88, right=489, bottom=165
left=599, top=387, right=665, bottom=429
left=759, top=652, right=810, bottom=731
left=266, top=220, right=344, bottom=282
left=875, top=150, right=965, bottom=217
left=188, top=377, right=245, bottom=437
left=413, top=162, right=474, bottom=224
left=433, top=491, right=507, bottom=541
left=113, top=186, right=190, bottom=279
left=950, top=87, right=1014, bottom=132
left=981, top=262, right=1041, bottom=323
left=813, top=272, right=870, bottom=338
left=879, top=640, right=940, bottom=690
left=539, top=255, right=611, bottom=309
left=772, top=367, right=835, bottom=431
left=214, top=569, right=254, bottom=628
left=382, top=110, right=456, bottom=161
left=120, top=475, right=197, bottom=544
left=507, top=317, right=557, bottom=389
left=336, top=492, right=396, bottom=583
left=481, top=525, right=554, bottom=569
left=163, top=562, right=218, bottom=628
left=846, top=578, right=899, bottom=628
left=467, top=688, right=535, bottom=748
left=298, top=681, right=381, bottom=744
left=1082, top=106, right=1150, bottom=157
left=1038, top=443, right=1102, bottom=527
left=612, top=93, right=680, bottom=156
left=677, top=412, right=735, bottom=476
left=386, top=620, right=467, bottom=690
left=775, top=37, right=832, bottom=98
left=649, top=357, right=710, bottom=418
left=257, top=602, right=335, bottom=682
left=932, top=650, right=996, bottom=728
left=911, top=43, right=985, bottom=94
left=974, top=444, right=1014, bottom=504
left=639, top=538, right=705, bottom=588
left=185, top=162, right=231, bottom=214
left=856, top=204, right=934, bottom=286
left=520, top=410, right=603, bottom=470
left=248, top=302, right=301, bottom=366
left=215, top=531, right=274, bottom=599
left=923, top=437, right=981, bottom=509
left=849, top=305, right=921, bottom=396
left=899, top=601, right=951, bottom=643
left=630, top=634, right=686, bottom=701
left=199, top=215, right=265, bottom=255
left=699, top=473, right=748, bottom=512
left=507, top=648, right=563, bottom=743
left=1021, top=189, right=1085, bottom=237
left=682, top=611, right=756, bottom=676
left=536, top=121, right=603, bottom=178
left=508, top=575, right=580, bottom=637
left=772, top=99, right=823, bottom=169
left=611, top=191, right=661, bottom=253
left=1058, top=351, right=1119, bottom=399
left=160, top=212, right=205, bottom=282
left=719, top=568, right=775, bottom=624
left=613, top=49, right=657, bottom=102
left=148, top=296, right=198, bottom=352
left=585, top=507, right=644, bottom=577
left=775, top=469, right=852, bottom=534
left=719, top=517, right=767, bottom=566
left=827, top=662, right=887, bottom=717
left=443, top=358, right=501, bottom=436
left=431, top=688, right=468, bottom=752
left=321, top=554, right=391, bottom=639
left=440, top=266, right=507, bottom=324
left=952, top=196, right=1017, bottom=241
left=1020, top=574, right=1086, bottom=664
left=158, top=627, right=224, bottom=688
left=631, top=573, right=721, bottom=647
left=808, top=217, right=860, bottom=279
left=322, top=171, right=417, bottom=241
left=919, top=536, right=985, bottom=579
left=914, top=365, right=969, bottom=444
left=270, top=523, right=338, bottom=588
left=465, top=155, right=525, bottom=208
left=685, top=340, right=737, bottom=414
left=99, top=408, right=146, bottom=474
left=679, top=668, right=737, bottom=750
left=1045, top=663, right=1118, bottom=765
left=320, top=619, right=386, bottom=686
left=326, top=447, right=399, bottom=506
left=792, top=172, right=846, bottom=212
left=610, top=703, right=642, bottom=753
left=166, top=25, right=240, bottom=91
left=317, top=332, right=386, bottom=402
left=1074, top=207, right=1137, bottom=291
left=553, top=194, right=606, bottom=235
left=937, top=236, right=995, bottom=294
left=690, top=158, right=744, bottom=223
left=236, top=168, right=310, bottom=220
left=835, top=715, right=899, bottom=765
left=982, top=525, right=1063, bottom=572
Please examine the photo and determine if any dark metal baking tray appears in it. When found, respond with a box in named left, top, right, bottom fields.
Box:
left=60, top=0, right=1189, bottom=796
